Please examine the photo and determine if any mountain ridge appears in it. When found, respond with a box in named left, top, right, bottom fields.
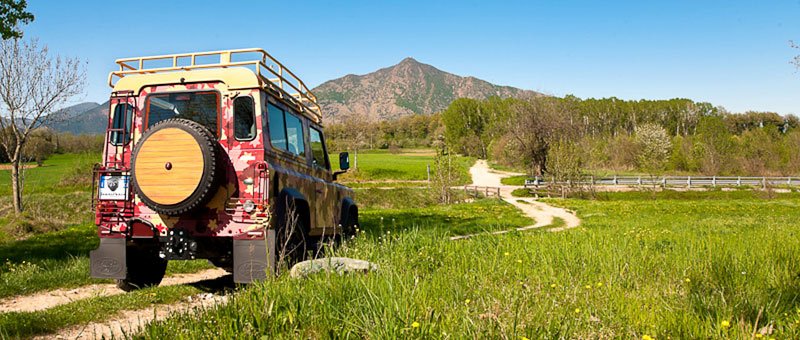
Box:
left=312, top=57, right=542, bottom=122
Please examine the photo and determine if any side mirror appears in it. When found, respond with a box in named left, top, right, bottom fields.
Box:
left=339, top=152, right=350, bottom=171
left=333, top=152, right=350, bottom=181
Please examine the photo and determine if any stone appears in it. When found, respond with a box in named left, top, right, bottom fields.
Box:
left=289, top=257, right=379, bottom=278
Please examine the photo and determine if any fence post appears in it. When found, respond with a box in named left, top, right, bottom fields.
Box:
left=662, top=177, right=666, bottom=187
left=762, top=177, right=766, bottom=190
left=737, top=176, right=741, bottom=186
left=788, top=177, right=792, bottom=185
left=687, top=176, right=691, bottom=189
left=712, top=176, right=716, bottom=188
left=591, top=175, right=595, bottom=186
left=637, top=176, right=641, bottom=185
left=613, top=175, right=618, bottom=185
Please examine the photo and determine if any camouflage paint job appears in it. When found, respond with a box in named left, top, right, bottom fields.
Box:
left=95, top=80, right=354, bottom=247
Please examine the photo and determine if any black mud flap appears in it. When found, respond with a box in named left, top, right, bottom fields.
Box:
left=233, top=230, right=274, bottom=283
left=90, top=238, right=127, bottom=279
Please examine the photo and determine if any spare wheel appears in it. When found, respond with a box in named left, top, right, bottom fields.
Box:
left=131, top=118, right=220, bottom=215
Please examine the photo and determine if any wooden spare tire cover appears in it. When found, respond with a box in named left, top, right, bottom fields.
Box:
left=131, top=118, right=219, bottom=215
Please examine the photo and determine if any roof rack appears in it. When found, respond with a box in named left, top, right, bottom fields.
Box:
left=108, top=48, right=322, bottom=123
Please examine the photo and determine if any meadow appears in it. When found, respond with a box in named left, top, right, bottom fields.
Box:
left=2, top=152, right=800, bottom=339
left=139, top=191, right=800, bottom=339
left=333, top=149, right=474, bottom=185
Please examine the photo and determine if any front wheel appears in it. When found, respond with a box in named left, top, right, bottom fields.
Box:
left=117, top=245, right=168, bottom=291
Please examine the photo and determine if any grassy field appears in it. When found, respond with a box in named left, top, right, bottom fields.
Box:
left=137, top=191, right=800, bottom=339
left=333, top=149, right=474, bottom=185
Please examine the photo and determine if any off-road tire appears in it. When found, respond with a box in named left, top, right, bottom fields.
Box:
left=131, top=118, right=220, bottom=215
left=276, top=208, right=309, bottom=270
left=117, top=246, right=168, bottom=291
left=342, top=210, right=358, bottom=240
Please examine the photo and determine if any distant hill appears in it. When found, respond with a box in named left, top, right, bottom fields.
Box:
left=313, top=57, right=542, bottom=122
left=47, top=101, right=107, bottom=135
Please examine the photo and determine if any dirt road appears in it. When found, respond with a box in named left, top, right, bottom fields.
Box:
left=452, top=160, right=580, bottom=240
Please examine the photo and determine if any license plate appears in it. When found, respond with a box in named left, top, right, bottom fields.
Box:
left=98, top=175, right=129, bottom=200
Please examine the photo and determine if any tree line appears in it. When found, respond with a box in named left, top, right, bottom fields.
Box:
left=440, top=96, right=800, bottom=177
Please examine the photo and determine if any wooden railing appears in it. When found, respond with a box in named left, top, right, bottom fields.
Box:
left=464, top=185, right=501, bottom=198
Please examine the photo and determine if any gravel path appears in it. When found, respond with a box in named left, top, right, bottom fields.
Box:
left=452, top=160, right=581, bottom=240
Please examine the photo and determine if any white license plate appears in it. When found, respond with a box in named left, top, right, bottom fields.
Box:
left=98, top=175, right=129, bottom=200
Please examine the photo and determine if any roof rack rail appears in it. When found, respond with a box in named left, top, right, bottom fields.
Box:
left=108, top=48, right=322, bottom=123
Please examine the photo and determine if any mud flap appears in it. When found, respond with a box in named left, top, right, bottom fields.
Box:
left=232, top=230, right=274, bottom=283
left=89, top=238, right=127, bottom=279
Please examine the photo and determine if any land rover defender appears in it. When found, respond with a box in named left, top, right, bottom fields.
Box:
left=89, top=49, right=357, bottom=290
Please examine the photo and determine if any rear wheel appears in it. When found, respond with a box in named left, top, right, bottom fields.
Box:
left=342, top=209, right=358, bottom=240
left=276, top=209, right=309, bottom=270
left=117, top=245, right=167, bottom=291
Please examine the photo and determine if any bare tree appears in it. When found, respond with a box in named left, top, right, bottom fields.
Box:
left=792, top=40, right=800, bottom=70
left=0, top=38, right=85, bottom=214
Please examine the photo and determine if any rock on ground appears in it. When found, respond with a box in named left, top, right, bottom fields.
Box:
left=290, top=257, right=379, bottom=278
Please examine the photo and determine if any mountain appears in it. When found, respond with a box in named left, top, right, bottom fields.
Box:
left=313, top=57, right=542, bottom=122
left=47, top=101, right=108, bottom=135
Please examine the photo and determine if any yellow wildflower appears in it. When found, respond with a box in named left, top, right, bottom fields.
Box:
left=720, top=320, right=730, bottom=328
left=585, top=285, right=592, bottom=289
left=504, top=252, right=510, bottom=256
left=755, top=334, right=763, bottom=339
left=574, top=308, right=581, bottom=313
left=465, top=299, right=471, bottom=304
left=550, top=283, right=557, bottom=288
left=684, top=278, right=691, bottom=283
left=516, top=259, right=522, bottom=264
left=521, top=337, right=530, bottom=340
left=596, top=282, right=603, bottom=287
left=642, top=335, right=654, bottom=340
left=411, top=321, right=420, bottom=328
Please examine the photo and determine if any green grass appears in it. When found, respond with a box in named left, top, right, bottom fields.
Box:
left=355, top=187, right=473, bottom=210
left=0, top=224, right=212, bottom=298
left=500, top=175, right=528, bottom=186
left=0, top=153, right=99, bottom=196
left=333, top=150, right=474, bottom=185
left=139, top=192, right=800, bottom=339
left=510, top=188, right=534, bottom=197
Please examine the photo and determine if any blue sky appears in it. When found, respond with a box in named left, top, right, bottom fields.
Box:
left=23, top=0, right=800, bottom=114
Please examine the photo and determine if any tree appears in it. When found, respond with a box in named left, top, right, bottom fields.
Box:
left=635, top=123, right=671, bottom=176
left=0, top=0, right=33, bottom=39
left=502, top=98, right=571, bottom=176
left=0, top=38, right=85, bottom=214
left=792, top=40, right=799, bottom=70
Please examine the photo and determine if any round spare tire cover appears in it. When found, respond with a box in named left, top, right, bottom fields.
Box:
left=131, top=118, right=219, bottom=215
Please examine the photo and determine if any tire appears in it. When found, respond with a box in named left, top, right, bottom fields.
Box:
left=117, top=246, right=168, bottom=291
left=131, top=118, right=220, bottom=215
left=275, top=204, right=309, bottom=270
left=342, top=209, right=358, bottom=240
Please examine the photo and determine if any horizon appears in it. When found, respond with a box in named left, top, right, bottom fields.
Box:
left=22, top=0, right=800, bottom=115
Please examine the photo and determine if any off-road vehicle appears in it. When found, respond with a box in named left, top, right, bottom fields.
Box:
left=89, top=49, right=357, bottom=290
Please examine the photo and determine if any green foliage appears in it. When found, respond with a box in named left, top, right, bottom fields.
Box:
left=0, top=0, right=33, bottom=39
left=141, top=192, right=800, bottom=338
left=635, top=123, right=671, bottom=174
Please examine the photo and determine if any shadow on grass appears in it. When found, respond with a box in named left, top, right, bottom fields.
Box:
left=0, top=225, right=97, bottom=263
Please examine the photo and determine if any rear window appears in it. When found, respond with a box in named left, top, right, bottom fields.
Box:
left=146, top=92, right=219, bottom=134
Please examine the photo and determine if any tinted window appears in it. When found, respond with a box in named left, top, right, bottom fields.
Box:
left=234, top=96, right=255, bottom=140
left=268, top=103, right=287, bottom=151
left=147, top=92, right=219, bottom=134
left=110, top=103, right=133, bottom=145
left=284, top=112, right=305, bottom=156
left=309, top=127, right=329, bottom=169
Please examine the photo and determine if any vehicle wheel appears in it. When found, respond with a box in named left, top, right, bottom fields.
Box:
left=117, top=246, right=168, bottom=292
left=276, top=210, right=309, bottom=269
left=342, top=210, right=358, bottom=240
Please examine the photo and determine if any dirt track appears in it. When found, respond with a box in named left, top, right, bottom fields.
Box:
left=0, top=268, right=229, bottom=314
left=452, top=160, right=581, bottom=240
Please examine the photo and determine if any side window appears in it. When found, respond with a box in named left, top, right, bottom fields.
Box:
left=309, top=127, right=329, bottom=170
left=234, top=96, right=255, bottom=141
left=284, top=112, right=305, bottom=156
left=110, top=103, right=133, bottom=145
left=268, top=103, right=287, bottom=151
